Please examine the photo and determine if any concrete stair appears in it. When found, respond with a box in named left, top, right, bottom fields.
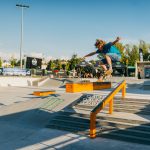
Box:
left=47, top=97, right=150, bottom=145
left=74, top=98, right=150, bottom=115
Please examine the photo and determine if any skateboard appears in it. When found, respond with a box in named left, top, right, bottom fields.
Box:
left=97, top=69, right=112, bottom=82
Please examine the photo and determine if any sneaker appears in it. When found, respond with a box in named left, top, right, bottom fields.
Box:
left=97, top=79, right=103, bottom=82
left=105, top=69, right=113, bottom=75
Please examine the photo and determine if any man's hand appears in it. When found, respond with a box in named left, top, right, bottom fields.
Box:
left=112, top=37, right=121, bottom=45
left=116, top=37, right=121, bottom=41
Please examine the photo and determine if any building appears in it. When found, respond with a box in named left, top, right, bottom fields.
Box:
left=135, top=61, right=150, bottom=79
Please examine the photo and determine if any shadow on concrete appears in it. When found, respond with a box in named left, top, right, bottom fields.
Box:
left=0, top=108, right=88, bottom=149
left=0, top=94, right=90, bottom=149
left=1, top=81, right=150, bottom=149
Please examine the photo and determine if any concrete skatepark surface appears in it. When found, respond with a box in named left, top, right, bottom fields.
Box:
left=0, top=77, right=150, bottom=150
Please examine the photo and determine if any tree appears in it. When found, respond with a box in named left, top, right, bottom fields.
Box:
left=69, top=54, right=81, bottom=70
left=122, top=44, right=131, bottom=65
left=128, top=45, right=139, bottom=66
left=139, top=40, right=149, bottom=55
left=47, top=60, right=55, bottom=70
left=16, top=60, right=20, bottom=66
left=0, top=57, right=2, bottom=67
left=65, top=60, right=70, bottom=71
left=115, top=42, right=125, bottom=55
left=89, top=60, right=96, bottom=66
left=143, top=53, right=150, bottom=61
left=10, top=57, right=17, bottom=67
left=115, top=42, right=126, bottom=64
left=62, top=64, right=66, bottom=70
left=54, top=59, right=62, bottom=70
left=139, top=40, right=150, bottom=61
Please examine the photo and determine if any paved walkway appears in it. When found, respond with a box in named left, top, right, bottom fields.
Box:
left=0, top=78, right=150, bottom=150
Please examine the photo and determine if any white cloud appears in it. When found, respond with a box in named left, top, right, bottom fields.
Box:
left=0, top=51, right=55, bottom=62
left=0, top=51, right=19, bottom=60
left=60, top=56, right=69, bottom=60
left=26, top=52, right=55, bottom=62
left=26, top=52, right=44, bottom=58
left=121, top=38, right=139, bottom=45
left=45, top=56, right=53, bottom=62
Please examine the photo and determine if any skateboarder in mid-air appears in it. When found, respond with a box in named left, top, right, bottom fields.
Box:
left=83, top=37, right=121, bottom=81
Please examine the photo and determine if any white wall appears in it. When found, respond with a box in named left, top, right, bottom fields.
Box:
left=0, top=77, right=38, bottom=87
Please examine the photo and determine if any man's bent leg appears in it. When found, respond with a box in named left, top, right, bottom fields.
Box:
left=100, top=64, right=107, bottom=71
left=105, top=55, right=113, bottom=71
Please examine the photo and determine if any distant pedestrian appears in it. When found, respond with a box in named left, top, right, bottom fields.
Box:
left=138, top=67, right=141, bottom=79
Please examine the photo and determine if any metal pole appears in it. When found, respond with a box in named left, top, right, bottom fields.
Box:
left=16, top=4, right=29, bottom=69
left=20, top=7, right=23, bottom=69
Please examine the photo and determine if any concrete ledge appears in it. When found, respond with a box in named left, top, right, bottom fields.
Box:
left=66, top=82, right=111, bottom=93
left=143, top=80, right=150, bottom=90
left=0, top=77, right=37, bottom=87
left=33, top=90, right=56, bottom=96
left=32, top=77, right=49, bottom=86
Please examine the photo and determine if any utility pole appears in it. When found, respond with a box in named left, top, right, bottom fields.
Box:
left=16, top=4, right=29, bottom=69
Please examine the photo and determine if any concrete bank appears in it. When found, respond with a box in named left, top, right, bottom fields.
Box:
left=0, top=77, right=41, bottom=87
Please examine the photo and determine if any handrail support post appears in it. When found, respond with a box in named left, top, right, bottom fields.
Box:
left=90, top=112, right=96, bottom=138
left=122, top=84, right=126, bottom=98
left=109, top=98, right=113, bottom=114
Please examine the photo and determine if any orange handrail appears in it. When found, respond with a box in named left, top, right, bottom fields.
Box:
left=90, top=80, right=126, bottom=138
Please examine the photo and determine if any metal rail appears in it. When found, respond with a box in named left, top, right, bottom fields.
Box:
left=90, top=80, right=126, bottom=138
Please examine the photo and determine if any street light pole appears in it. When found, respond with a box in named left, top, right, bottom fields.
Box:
left=16, top=4, right=29, bottom=69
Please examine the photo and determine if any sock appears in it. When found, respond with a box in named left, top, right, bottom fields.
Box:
left=108, top=65, right=112, bottom=70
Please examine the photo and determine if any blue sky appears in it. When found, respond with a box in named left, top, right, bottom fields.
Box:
left=0, top=0, right=150, bottom=60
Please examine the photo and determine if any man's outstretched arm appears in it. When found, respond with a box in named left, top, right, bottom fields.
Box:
left=112, top=37, right=121, bottom=45
left=83, top=51, right=97, bottom=59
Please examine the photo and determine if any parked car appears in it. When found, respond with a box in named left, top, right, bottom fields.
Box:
left=145, top=68, right=150, bottom=78
left=112, top=61, right=126, bottom=76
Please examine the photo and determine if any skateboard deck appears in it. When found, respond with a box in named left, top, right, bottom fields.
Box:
left=97, top=70, right=112, bottom=82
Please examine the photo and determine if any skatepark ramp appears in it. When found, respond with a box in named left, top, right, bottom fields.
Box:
left=47, top=80, right=150, bottom=145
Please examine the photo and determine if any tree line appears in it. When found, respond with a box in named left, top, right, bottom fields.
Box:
left=0, top=40, right=150, bottom=70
